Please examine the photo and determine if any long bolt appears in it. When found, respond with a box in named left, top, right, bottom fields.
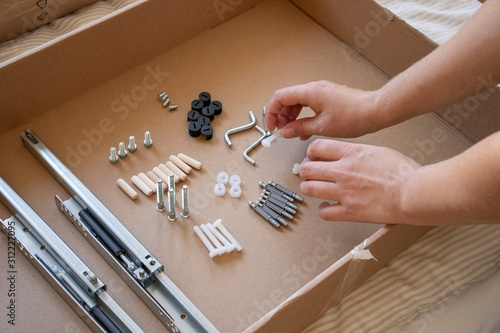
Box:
left=181, top=185, right=190, bottom=218
left=144, top=131, right=153, bottom=148
left=249, top=201, right=280, bottom=228
left=207, top=223, right=235, bottom=252
left=168, top=188, right=177, bottom=221
left=259, top=202, right=288, bottom=226
left=156, top=180, right=166, bottom=212
left=263, top=191, right=299, bottom=210
left=265, top=200, right=294, bottom=220
left=193, top=226, right=218, bottom=258
left=269, top=181, right=304, bottom=202
left=128, top=136, right=137, bottom=153
left=168, top=173, right=176, bottom=203
left=109, top=147, right=119, bottom=164
left=200, top=224, right=226, bottom=255
left=118, top=142, right=127, bottom=158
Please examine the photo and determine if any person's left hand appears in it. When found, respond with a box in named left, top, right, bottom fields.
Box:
left=299, top=139, right=421, bottom=224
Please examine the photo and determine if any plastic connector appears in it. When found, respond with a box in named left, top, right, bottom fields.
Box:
left=214, top=183, right=226, bottom=196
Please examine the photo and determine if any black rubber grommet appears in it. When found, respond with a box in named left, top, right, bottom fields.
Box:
left=188, top=121, right=202, bottom=137
left=201, top=105, right=215, bottom=121
left=201, top=125, right=213, bottom=140
left=211, top=100, right=222, bottom=115
left=187, top=110, right=200, bottom=122
left=199, top=92, right=211, bottom=106
left=191, top=99, right=204, bottom=112
left=197, top=116, right=211, bottom=126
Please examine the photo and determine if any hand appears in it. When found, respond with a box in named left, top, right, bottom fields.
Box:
left=299, top=139, right=421, bottom=224
left=265, top=81, right=381, bottom=140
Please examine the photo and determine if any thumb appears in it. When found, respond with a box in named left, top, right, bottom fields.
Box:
left=281, top=117, right=319, bottom=138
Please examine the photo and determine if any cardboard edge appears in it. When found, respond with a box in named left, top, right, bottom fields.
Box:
left=246, top=224, right=433, bottom=333
left=0, top=0, right=265, bottom=135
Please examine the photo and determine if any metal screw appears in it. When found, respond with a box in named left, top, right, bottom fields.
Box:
left=168, top=105, right=177, bottom=111
left=162, top=98, right=171, bottom=108
left=128, top=136, right=137, bottom=153
left=109, top=147, right=119, bottom=164
left=144, top=131, right=153, bottom=148
left=168, top=173, right=175, bottom=198
left=156, top=180, right=166, bottom=212
left=168, top=188, right=177, bottom=221
left=181, top=185, right=190, bottom=218
left=157, top=92, right=168, bottom=102
left=118, top=142, right=128, bottom=159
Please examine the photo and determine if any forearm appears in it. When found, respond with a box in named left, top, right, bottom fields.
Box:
left=373, top=0, right=500, bottom=129
left=401, top=131, right=500, bottom=225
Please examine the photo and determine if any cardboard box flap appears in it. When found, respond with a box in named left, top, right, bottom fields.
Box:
left=0, top=0, right=265, bottom=135
left=291, top=0, right=500, bottom=143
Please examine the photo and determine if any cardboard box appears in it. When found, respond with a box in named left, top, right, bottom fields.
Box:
left=0, top=0, right=99, bottom=43
left=0, top=0, right=498, bottom=332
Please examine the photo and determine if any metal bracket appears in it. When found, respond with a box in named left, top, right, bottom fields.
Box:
left=21, top=129, right=219, bottom=333
left=0, top=177, right=142, bottom=333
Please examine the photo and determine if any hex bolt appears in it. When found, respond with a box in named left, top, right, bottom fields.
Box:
left=264, top=200, right=294, bottom=220
left=109, top=147, right=119, bottom=164
left=156, top=180, right=166, bottom=212
left=200, top=224, right=226, bottom=255
left=162, top=98, right=171, bottom=108
left=193, top=226, right=218, bottom=258
left=213, top=219, right=242, bottom=251
left=181, top=185, right=190, bottom=218
left=168, top=173, right=176, bottom=203
left=144, top=131, right=153, bottom=148
left=167, top=188, right=177, bottom=221
left=118, top=142, right=128, bottom=159
left=128, top=136, right=137, bottom=153
left=168, top=105, right=178, bottom=111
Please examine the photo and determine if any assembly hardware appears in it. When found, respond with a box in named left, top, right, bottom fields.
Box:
left=243, top=125, right=270, bottom=165
left=193, top=226, right=218, bottom=258
left=143, top=131, right=153, bottom=148
left=268, top=180, right=304, bottom=202
left=156, top=179, right=166, bottom=212
left=200, top=224, right=226, bottom=255
left=162, top=98, right=171, bottom=108
left=138, top=173, right=157, bottom=193
left=259, top=194, right=297, bottom=215
left=259, top=181, right=295, bottom=202
left=177, top=153, right=202, bottom=170
left=167, top=188, right=177, bottom=222
left=21, top=129, right=219, bottom=333
left=166, top=161, right=187, bottom=182
left=217, top=172, right=229, bottom=184
left=229, top=185, right=242, bottom=198
left=157, top=92, right=168, bottom=102
left=249, top=201, right=280, bottom=228
left=214, top=183, right=226, bottom=197
left=181, top=185, right=190, bottom=218
left=169, top=155, right=192, bottom=174
left=109, top=147, right=119, bottom=164
left=229, top=174, right=241, bottom=187
left=264, top=200, right=294, bottom=220
left=118, top=142, right=128, bottom=159
left=224, top=111, right=257, bottom=147
left=199, top=91, right=211, bottom=106
left=262, top=191, right=299, bottom=211
left=213, top=219, right=242, bottom=251
left=258, top=201, right=288, bottom=227
left=0, top=177, right=143, bottom=333
left=206, top=223, right=235, bottom=252
left=191, top=99, right=203, bottom=112
left=128, top=136, right=137, bottom=153
left=169, top=105, right=177, bottom=111
left=117, top=178, right=138, bottom=200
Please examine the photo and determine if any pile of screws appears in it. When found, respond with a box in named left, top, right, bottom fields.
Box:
left=193, top=219, right=242, bottom=258
left=109, top=131, right=153, bottom=164
left=157, top=92, right=177, bottom=111
left=249, top=181, right=304, bottom=228
left=187, top=91, right=222, bottom=140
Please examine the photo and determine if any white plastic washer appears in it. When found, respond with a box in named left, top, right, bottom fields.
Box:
left=214, top=183, right=226, bottom=196
left=229, top=174, right=241, bottom=187
left=217, top=172, right=229, bottom=184
left=229, top=185, right=242, bottom=198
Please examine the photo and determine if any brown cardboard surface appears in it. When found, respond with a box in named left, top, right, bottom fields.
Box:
left=0, top=0, right=99, bottom=43
left=0, top=0, right=475, bottom=332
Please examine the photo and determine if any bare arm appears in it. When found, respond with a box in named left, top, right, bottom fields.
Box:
left=301, top=133, right=500, bottom=225
left=265, top=0, right=500, bottom=139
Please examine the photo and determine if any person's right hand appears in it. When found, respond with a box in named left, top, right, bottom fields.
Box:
left=265, top=80, right=382, bottom=140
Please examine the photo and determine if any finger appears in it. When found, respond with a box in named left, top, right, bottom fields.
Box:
left=317, top=201, right=348, bottom=221
left=300, top=180, right=340, bottom=201
left=281, top=116, right=320, bottom=138
left=299, top=161, right=339, bottom=182
left=307, top=139, right=351, bottom=161
left=266, top=84, right=315, bottom=130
